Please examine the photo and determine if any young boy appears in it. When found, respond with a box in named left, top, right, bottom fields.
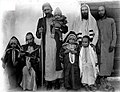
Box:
left=60, top=31, right=81, bottom=90
left=79, top=35, right=99, bottom=91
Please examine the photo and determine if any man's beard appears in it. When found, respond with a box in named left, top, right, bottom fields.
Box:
left=98, top=13, right=105, bottom=19
left=82, top=13, right=88, bottom=20
left=46, top=13, right=52, bottom=18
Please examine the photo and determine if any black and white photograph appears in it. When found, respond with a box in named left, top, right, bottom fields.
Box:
left=0, top=0, right=120, bottom=91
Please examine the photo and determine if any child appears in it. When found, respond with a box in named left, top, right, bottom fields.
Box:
left=20, top=56, right=37, bottom=91
left=79, top=35, right=99, bottom=91
left=59, top=31, right=81, bottom=90
left=51, top=7, right=67, bottom=41
left=2, top=36, right=21, bottom=89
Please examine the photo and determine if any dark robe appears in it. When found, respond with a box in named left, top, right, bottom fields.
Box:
left=36, top=16, right=68, bottom=73
left=3, top=47, right=21, bottom=88
left=21, top=43, right=41, bottom=87
left=59, top=45, right=81, bottom=90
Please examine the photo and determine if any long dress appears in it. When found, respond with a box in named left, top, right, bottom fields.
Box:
left=97, top=17, right=116, bottom=76
left=60, top=45, right=81, bottom=89
left=45, top=18, right=62, bottom=81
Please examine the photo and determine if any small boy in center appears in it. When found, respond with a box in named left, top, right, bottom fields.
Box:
left=79, top=35, right=99, bottom=91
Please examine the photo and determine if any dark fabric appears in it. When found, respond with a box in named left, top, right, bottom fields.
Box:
left=21, top=43, right=41, bottom=87
left=4, top=48, right=20, bottom=87
left=36, top=16, right=68, bottom=72
left=60, top=47, right=81, bottom=90
left=3, top=36, right=21, bottom=87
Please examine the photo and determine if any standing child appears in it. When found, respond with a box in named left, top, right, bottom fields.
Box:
left=59, top=31, right=81, bottom=90
left=1, top=36, right=21, bottom=89
left=79, top=35, right=99, bottom=91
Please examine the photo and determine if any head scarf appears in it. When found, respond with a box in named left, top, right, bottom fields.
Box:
left=42, top=2, right=53, bottom=11
left=63, top=31, right=77, bottom=46
left=5, top=36, right=21, bottom=51
left=72, top=4, right=98, bottom=45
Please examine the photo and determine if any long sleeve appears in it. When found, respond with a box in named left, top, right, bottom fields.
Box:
left=111, top=19, right=117, bottom=47
left=36, top=19, right=44, bottom=39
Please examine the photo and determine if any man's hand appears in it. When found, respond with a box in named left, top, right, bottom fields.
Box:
left=109, top=46, right=115, bottom=53
left=38, top=27, right=43, bottom=33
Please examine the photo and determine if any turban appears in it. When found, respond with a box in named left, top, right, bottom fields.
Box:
left=42, top=2, right=53, bottom=11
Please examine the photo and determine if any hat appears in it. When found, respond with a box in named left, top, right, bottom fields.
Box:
left=54, top=7, right=62, bottom=16
left=42, top=2, right=52, bottom=11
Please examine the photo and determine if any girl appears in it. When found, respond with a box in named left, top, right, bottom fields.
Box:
left=2, top=36, right=21, bottom=89
left=60, top=31, right=81, bottom=90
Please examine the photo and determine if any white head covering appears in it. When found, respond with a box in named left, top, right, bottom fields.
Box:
left=72, top=4, right=98, bottom=45
left=80, top=4, right=96, bottom=30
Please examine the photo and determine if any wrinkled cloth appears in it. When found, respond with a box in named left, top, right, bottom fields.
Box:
left=2, top=36, right=21, bottom=88
left=60, top=47, right=81, bottom=90
left=45, top=18, right=62, bottom=81
left=97, top=17, right=117, bottom=76
left=79, top=45, right=99, bottom=85
left=72, top=4, right=98, bottom=45
left=20, top=66, right=37, bottom=91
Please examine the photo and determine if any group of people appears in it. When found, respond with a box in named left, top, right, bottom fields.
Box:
left=1, top=2, right=117, bottom=91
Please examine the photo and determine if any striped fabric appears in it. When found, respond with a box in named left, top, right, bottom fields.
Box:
left=77, top=32, right=82, bottom=42
left=77, top=30, right=94, bottom=43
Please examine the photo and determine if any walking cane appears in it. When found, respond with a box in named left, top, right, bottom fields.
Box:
left=40, top=12, right=45, bottom=89
left=40, top=30, right=44, bottom=88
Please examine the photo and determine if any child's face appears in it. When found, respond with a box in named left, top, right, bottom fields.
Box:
left=69, top=38, right=75, bottom=44
left=10, top=38, right=17, bottom=48
left=55, top=14, right=61, bottom=18
left=82, top=37, right=89, bottom=47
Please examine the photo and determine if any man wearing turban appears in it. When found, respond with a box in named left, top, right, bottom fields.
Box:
left=36, top=2, right=68, bottom=90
